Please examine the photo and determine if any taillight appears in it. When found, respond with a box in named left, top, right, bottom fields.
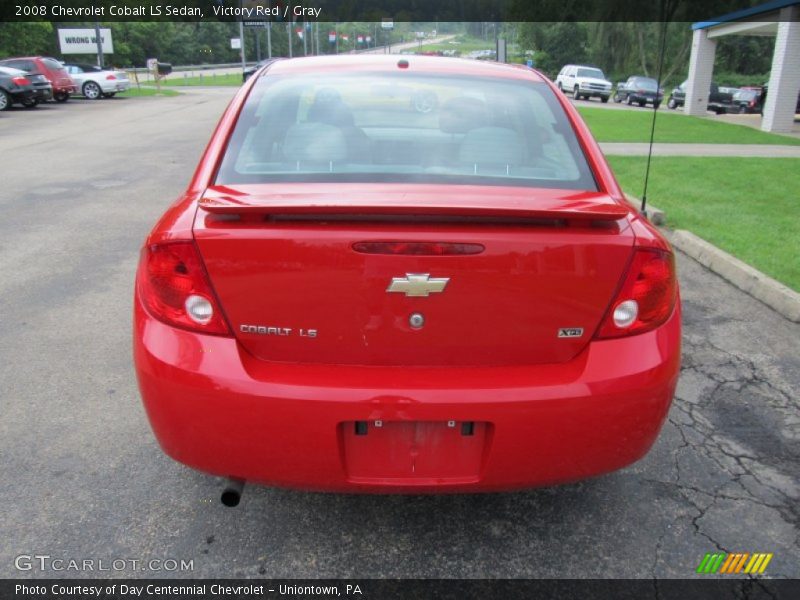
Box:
left=137, top=241, right=231, bottom=335
left=595, top=248, right=677, bottom=339
left=11, top=76, right=30, bottom=86
left=106, top=74, right=116, bottom=80
left=749, top=100, right=756, bottom=108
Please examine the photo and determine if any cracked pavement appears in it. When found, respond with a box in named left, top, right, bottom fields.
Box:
left=0, top=89, right=798, bottom=579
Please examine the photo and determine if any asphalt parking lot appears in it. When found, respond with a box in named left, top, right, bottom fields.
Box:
left=0, top=89, right=798, bottom=579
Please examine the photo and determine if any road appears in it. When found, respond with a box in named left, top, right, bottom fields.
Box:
left=0, top=89, right=798, bottom=579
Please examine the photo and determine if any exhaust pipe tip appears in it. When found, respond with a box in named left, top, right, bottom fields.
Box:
left=221, top=478, right=245, bottom=507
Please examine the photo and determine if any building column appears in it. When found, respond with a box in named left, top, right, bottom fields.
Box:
left=684, top=29, right=717, bottom=116
left=762, top=7, right=800, bottom=133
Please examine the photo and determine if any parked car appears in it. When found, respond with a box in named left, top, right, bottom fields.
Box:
left=62, top=63, right=131, bottom=99
left=0, top=66, right=52, bottom=109
left=242, top=58, right=280, bottom=82
left=726, top=87, right=764, bottom=114
left=555, top=64, right=612, bottom=102
left=749, top=85, right=800, bottom=115
left=614, top=76, right=663, bottom=107
left=667, top=80, right=733, bottom=114
left=0, top=56, right=76, bottom=102
left=133, top=55, right=680, bottom=502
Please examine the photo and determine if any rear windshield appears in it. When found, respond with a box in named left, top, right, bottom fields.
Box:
left=42, top=58, right=66, bottom=72
left=577, top=68, right=605, bottom=79
left=216, top=73, right=597, bottom=191
left=734, top=89, right=757, bottom=100
left=632, top=78, right=658, bottom=91
left=1, top=59, right=35, bottom=72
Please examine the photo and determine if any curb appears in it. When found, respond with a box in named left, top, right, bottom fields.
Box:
left=670, top=230, right=800, bottom=323
left=623, top=194, right=666, bottom=225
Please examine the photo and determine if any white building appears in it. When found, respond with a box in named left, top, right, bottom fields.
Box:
left=686, top=0, right=799, bottom=133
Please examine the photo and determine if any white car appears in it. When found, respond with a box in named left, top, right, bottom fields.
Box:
left=62, top=63, right=130, bottom=99
left=555, top=65, right=613, bottom=103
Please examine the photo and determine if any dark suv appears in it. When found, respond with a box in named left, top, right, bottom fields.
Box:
left=0, top=56, right=77, bottom=102
left=614, top=76, right=664, bottom=108
left=668, top=81, right=734, bottom=114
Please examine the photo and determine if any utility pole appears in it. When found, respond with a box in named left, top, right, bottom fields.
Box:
left=239, top=20, right=246, bottom=71
left=267, top=22, right=272, bottom=58
left=286, top=21, right=292, bottom=57
left=94, top=20, right=104, bottom=68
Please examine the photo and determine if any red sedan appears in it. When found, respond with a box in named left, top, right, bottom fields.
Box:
left=133, top=56, right=680, bottom=504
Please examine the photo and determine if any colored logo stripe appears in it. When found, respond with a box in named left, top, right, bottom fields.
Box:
left=697, top=553, right=773, bottom=574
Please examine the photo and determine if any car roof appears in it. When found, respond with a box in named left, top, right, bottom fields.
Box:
left=263, top=55, right=545, bottom=82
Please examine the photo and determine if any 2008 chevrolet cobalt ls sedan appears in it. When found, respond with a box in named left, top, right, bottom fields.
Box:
left=134, top=55, right=680, bottom=501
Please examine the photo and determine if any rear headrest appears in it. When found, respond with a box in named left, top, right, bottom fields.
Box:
left=283, top=123, right=347, bottom=162
left=458, top=127, right=526, bottom=165
left=439, top=96, right=489, bottom=134
left=308, top=88, right=355, bottom=127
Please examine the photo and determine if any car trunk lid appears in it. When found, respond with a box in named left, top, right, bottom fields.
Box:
left=193, top=183, right=635, bottom=366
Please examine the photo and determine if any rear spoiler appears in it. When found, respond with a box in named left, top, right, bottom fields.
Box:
left=199, top=187, right=631, bottom=221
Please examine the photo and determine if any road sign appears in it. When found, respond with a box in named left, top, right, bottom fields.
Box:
left=58, top=28, right=113, bottom=54
left=231, top=38, right=242, bottom=50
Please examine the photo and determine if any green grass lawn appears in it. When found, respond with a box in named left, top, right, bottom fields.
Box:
left=140, top=72, right=241, bottom=87
left=580, top=107, right=800, bottom=145
left=607, top=156, right=800, bottom=291
left=118, top=87, right=180, bottom=97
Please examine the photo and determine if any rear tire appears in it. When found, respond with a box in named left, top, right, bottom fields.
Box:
left=82, top=81, right=102, bottom=100
left=638, top=101, right=646, bottom=107
left=0, top=89, right=10, bottom=111
left=626, top=95, right=633, bottom=105
left=613, top=92, right=621, bottom=103
left=21, top=97, right=39, bottom=108
left=573, top=86, right=581, bottom=101
left=601, top=95, right=609, bottom=103
left=54, top=92, right=69, bottom=102
left=738, top=105, right=747, bottom=114
left=667, top=97, right=677, bottom=109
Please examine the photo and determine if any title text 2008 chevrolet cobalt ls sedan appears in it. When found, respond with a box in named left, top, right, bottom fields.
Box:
left=134, top=56, right=680, bottom=501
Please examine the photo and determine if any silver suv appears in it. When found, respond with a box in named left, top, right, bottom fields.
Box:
left=555, top=65, right=612, bottom=103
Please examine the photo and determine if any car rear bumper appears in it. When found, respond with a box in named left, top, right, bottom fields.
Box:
left=134, top=297, right=681, bottom=493
left=53, top=84, right=77, bottom=94
left=101, top=80, right=130, bottom=93
left=630, top=94, right=662, bottom=103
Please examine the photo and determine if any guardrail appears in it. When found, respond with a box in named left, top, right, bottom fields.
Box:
left=126, top=61, right=257, bottom=74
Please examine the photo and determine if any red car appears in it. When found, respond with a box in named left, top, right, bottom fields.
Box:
left=134, top=56, right=681, bottom=504
left=0, top=56, right=77, bottom=102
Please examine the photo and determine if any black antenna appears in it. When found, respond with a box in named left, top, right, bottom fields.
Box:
left=641, top=0, right=670, bottom=216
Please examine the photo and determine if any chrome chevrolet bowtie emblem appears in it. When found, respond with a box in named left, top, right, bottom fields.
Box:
left=386, top=273, right=450, bottom=297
